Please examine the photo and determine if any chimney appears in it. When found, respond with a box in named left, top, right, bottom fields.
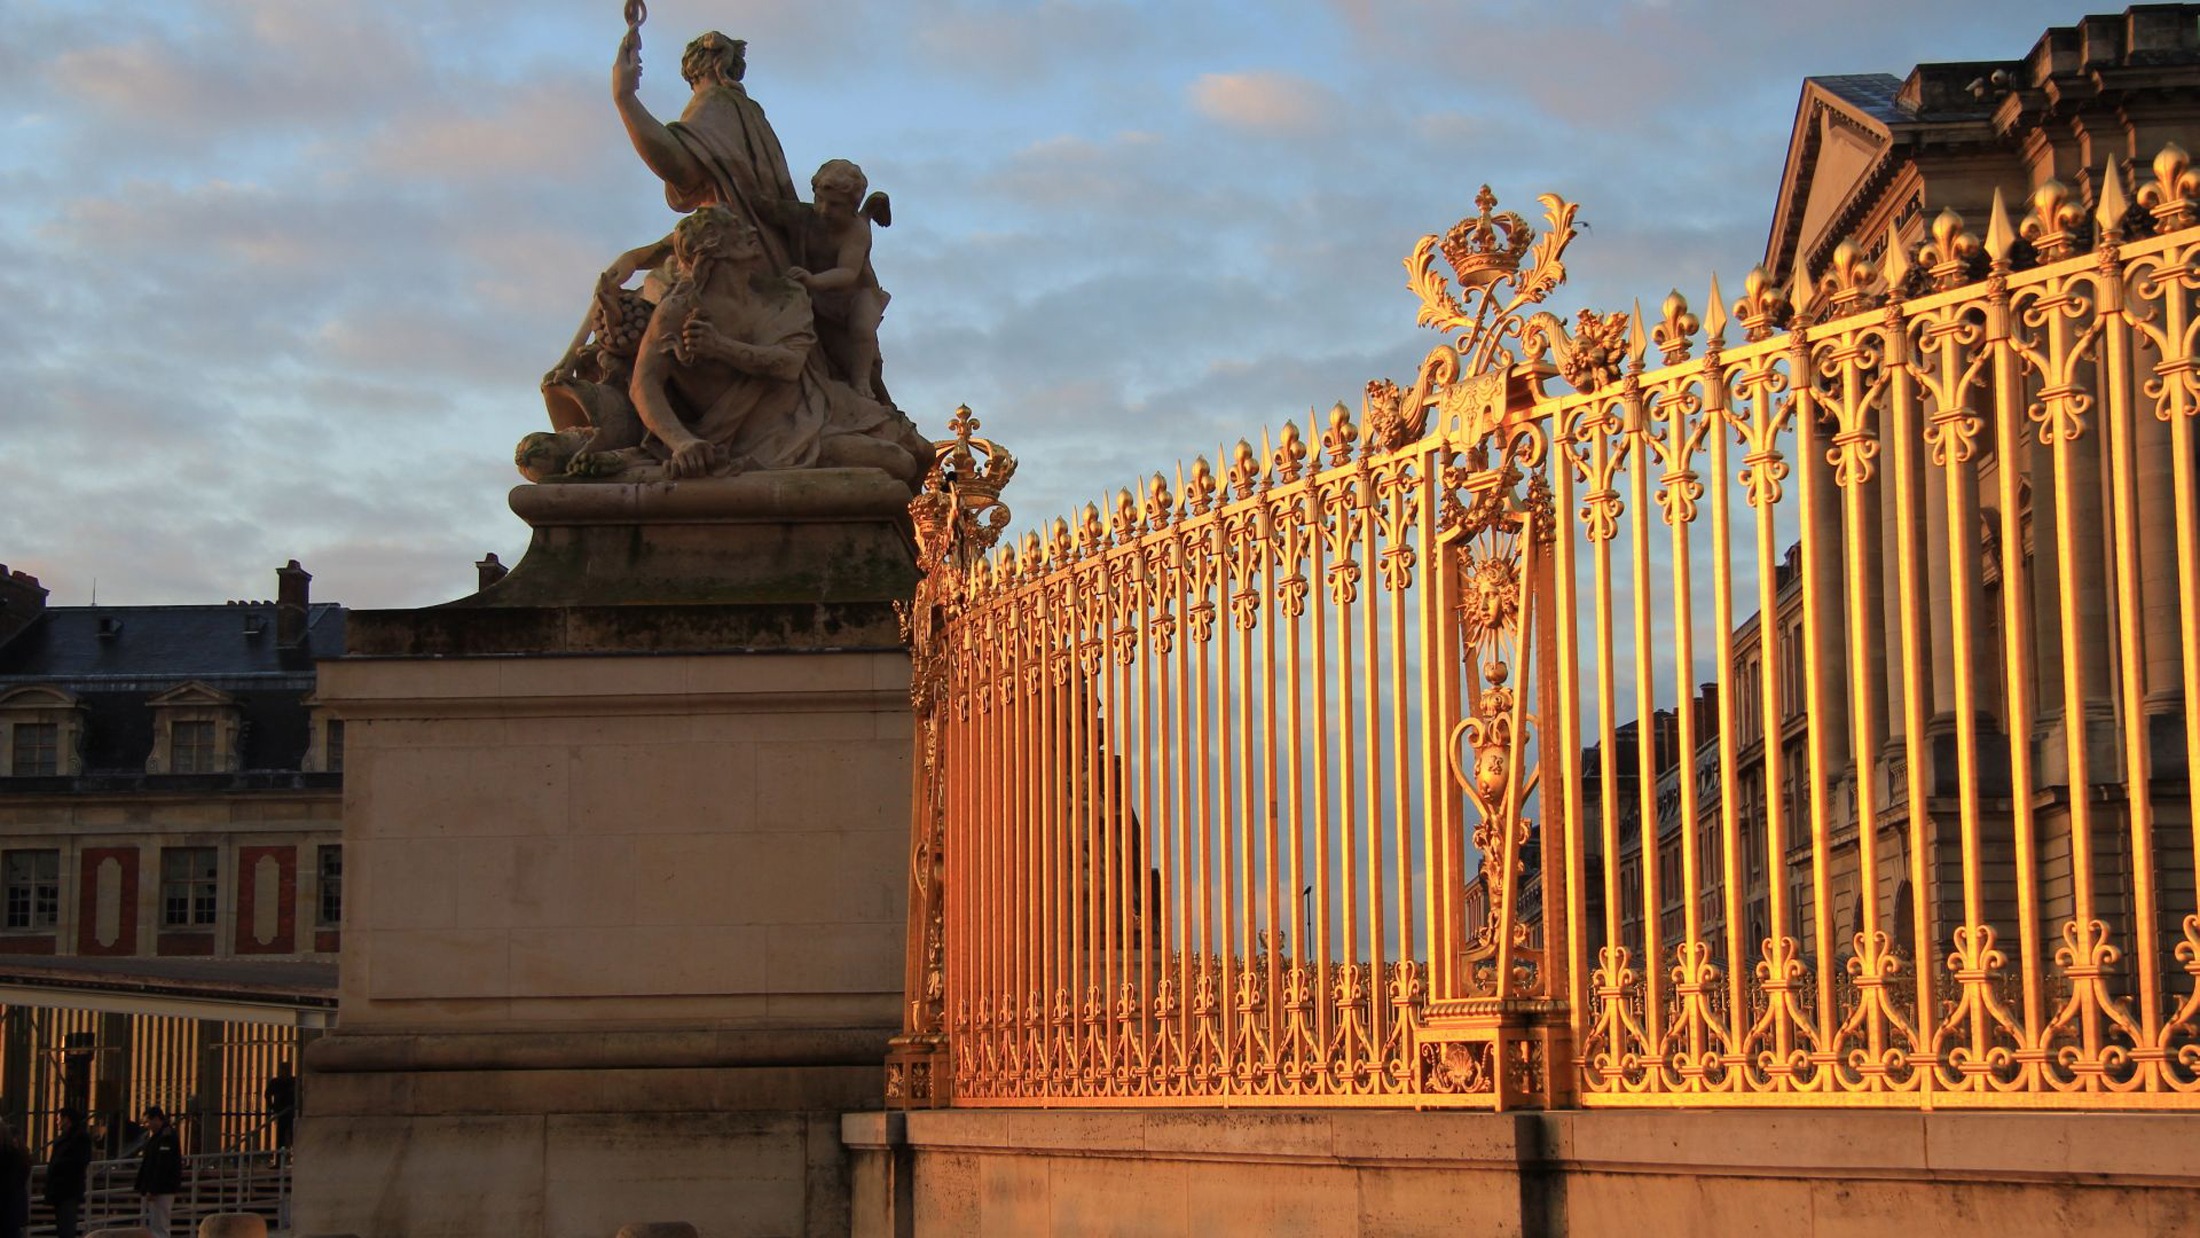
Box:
left=276, top=560, right=312, bottom=649
left=476, top=551, right=509, bottom=591
left=0, top=565, right=48, bottom=649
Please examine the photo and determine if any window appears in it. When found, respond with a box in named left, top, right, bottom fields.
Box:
left=326, top=720, right=345, bottom=774
left=171, top=721, right=216, bottom=774
left=9, top=724, right=57, bottom=776
left=2, top=850, right=58, bottom=930
left=161, top=847, right=218, bottom=928
left=317, top=845, right=343, bottom=927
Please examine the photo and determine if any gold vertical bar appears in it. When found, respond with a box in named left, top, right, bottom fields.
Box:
left=1108, top=543, right=1126, bottom=1095
left=1749, top=359, right=1795, bottom=1081
left=1593, top=411, right=1625, bottom=1002
left=1431, top=477, right=1461, bottom=1003
left=1706, top=355, right=1749, bottom=1085
left=1217, top=515, right=1239, bottom=1091
left=989, top=596, right=1005, bottom=1085
left=1262, top=489, right=1285, bottom=1082
left=1024, top=575, right=1040, bottom=1084
left=1885, top=315, right=1941, bottom=1085
left=1360, top=463, right=1386, bottom=1072
left=1626, top=380, right=1665, bottom=1058
left=1078, top=566, right=1099, bottom=1094
left=1000, top=597, right=1018, bottom=1082
left=1285, top=486, right=1309, bottom=1037
left=968, top=610, right=986, bottom=1084
left=1930, top=306, right=1993, bottom=1083
left=1137, top=536, right=1157, bottom=1081
left=2099, top=253, right=2164, bottom=1072
left=1238, top=512, right=1262, bottom=1087
left=1790, top=337, right=1840, bottom=1080
left=998, top=581, right=1017, bottom=1088
left=1662, top=375, right=1707, bottom=1083
left=1310, top=446, right=1335, bottom=1065
left=1835, top=321, right=1889, bottom=1082
left=1333, top=472, right=1359, bottom=1088
left=1154, top=540, right=1177, bottom=1091
left=1196, top=518, right=1217, bottom=1086
left=2045, top=273, right=2106, bottom=1076
left=1553, top=408, right=1593, bottom=1074
left=944, top=629, right=963, bottom=1072
left=1179, top=520, right=1201, bottom=1094
left=1055, top=575, right=1075, bottom=1088
left=1387, top=460, right=1416, bottom=1063
left=2163, top=242, right=2200, bottom=1041
left=1987, top=267, right=2049, bottom=1071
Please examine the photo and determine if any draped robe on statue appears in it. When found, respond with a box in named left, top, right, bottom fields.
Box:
left=663, top=84, right=801, bottom=271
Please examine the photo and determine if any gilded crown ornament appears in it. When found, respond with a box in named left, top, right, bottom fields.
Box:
left=1374, top=185, right=1583, bottom=446
left=1439, top=186, right=1535, bottom=293
left=910, top=405, right=1016, bottom=568
left=1407, top=186, right=1580, bottom=373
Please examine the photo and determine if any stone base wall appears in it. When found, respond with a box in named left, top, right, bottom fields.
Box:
left=298, top=645, right=912, bottom=1238
left=298, top=1030, right=888, bottom=1238
left=845, top=1107, right=2200, bottom=1238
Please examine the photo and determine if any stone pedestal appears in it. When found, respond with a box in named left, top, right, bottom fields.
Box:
left=295, top=473, right=915, bottom=1238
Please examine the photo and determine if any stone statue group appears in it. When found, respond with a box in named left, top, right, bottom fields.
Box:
left=518, top=23, right=933, bottom=490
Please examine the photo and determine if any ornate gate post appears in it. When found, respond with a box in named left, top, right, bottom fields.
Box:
left=887, top=408, right=1014, bottom=1108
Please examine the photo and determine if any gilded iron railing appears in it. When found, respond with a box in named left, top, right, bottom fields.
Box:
left=892, top=145, right=2200, bottom=1111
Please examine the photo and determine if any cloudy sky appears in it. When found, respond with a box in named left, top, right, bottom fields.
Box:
left=0, top=0, right=2088, bottom=608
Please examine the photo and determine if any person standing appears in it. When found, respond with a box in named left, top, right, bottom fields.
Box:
left=262, top=1061, right=298, bottom=1156
left=44, top=1108, right=91, bottom=1238
left=0, top=1122, right=27, bottom=1238
left=131, top=1107, right=182, bottom=1238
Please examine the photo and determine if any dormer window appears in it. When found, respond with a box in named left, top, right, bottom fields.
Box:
left=145, top=682, right=242, bottom=775
left=0, top=686, right=86, bottom=777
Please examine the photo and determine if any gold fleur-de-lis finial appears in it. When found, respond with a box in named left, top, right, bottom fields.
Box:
left=1651, top=289, right=1698, bottom=365
left=1821, top=239, right=1880, bottom=314
left=1732, top=266, right=1791, bottom=343
left=2138, top=142, right=2200, bottom=230
left=1918, top=208, right=1982, bottom=291
left=2019, top=179, right=2088, bottom=262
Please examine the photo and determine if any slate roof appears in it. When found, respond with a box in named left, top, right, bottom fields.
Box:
left=1811, top=73, right=1907, bottom=125
left=0, top=603, right=344, bottom=777
left=0, top=604, right=342, bottom=682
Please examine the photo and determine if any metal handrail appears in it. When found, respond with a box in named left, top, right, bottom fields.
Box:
left=24, top=1148, right=289, bottom=1238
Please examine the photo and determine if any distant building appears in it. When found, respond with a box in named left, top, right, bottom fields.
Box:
left=0, top=561, right=343, bottom=1155
left=1769, top=5, right=2200, bottom=286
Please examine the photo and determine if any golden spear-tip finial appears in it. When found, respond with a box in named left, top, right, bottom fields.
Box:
left=1984, top=187, right=2015, bottom=265
left=2097, top=158, right=2130, bottom=240
left=1881, top=222, right=1910, bottom=295
left=1704, top=273, right=1728, bottom=343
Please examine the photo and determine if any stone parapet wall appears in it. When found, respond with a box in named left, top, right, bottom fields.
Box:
left=846, top=1107, right=2200, bottom=1237
left=299, top=644, right=913, bottom=1237
left=317, top=649, right=911, bottom=1035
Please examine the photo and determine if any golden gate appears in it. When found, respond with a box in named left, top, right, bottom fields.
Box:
left=887, top=145, right=2200, bottom=1111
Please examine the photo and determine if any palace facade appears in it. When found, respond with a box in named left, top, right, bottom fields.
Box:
left=0, top=561, right=345, bottom=1154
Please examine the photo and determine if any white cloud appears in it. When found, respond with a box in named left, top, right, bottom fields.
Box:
left=1188, top=71, right=1339, bottom=136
